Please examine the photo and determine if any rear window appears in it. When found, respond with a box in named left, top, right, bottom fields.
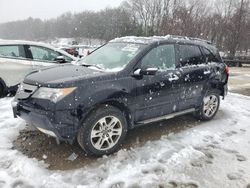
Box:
left=202, top=47, right=220, bottom=62
left=0, top=45, right=26, bottom=58
left=178, top=45, right=204, bottom=66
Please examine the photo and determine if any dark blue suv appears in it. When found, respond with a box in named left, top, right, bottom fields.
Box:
left=13, top=36, right=229, bottom=156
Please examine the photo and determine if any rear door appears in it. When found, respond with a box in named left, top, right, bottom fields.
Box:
left=177, top=44, right=211, bottom=110
left=134, top=44, right=182, bottom=122
left=0, top=45, right=33, bottom=87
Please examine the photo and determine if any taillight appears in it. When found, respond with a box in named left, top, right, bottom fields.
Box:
left=225, top=65, right=229, bottom=74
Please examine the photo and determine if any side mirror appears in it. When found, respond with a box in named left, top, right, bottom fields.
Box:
left=133, top=67, right=158, bottom=76
left=55, top=56, right=66, bottom=63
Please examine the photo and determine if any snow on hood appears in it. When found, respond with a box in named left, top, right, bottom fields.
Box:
left=1, top=93, right=250, bottom=187
left=23, top=64, right=103, bottom=86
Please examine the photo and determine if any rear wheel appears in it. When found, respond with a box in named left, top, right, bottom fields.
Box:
left=77, top=105, right=127, bottom=156
left=195, top=92, right=220, bottom=121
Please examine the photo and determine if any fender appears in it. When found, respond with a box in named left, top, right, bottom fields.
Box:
left=203, top=64, right=226, bottom=95
left=76, top=87, right=135, bottom=129
left=200, top=76, right=225, bottom=106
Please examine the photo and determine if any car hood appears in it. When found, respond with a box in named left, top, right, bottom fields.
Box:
left=24, top=64, right=104, bottom=87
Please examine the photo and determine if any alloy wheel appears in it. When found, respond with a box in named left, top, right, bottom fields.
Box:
left=203, top=95, right=219, bottom=118
left=90, top=116, right=123, bottom=151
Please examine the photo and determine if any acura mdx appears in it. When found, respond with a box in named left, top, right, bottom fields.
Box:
left=12, top=36, right=229, bottom=156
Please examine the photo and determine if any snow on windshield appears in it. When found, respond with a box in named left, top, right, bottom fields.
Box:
left=79, top=42, right=144, bottom=72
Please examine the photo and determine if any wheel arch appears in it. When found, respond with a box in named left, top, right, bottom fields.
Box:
left=101, top=100, right=134, bottom=129
left=204, top=80, right=225, bottom=97
left=197, top=81, right=223, bottom=108
left=77, top=99, right=134, bottom=131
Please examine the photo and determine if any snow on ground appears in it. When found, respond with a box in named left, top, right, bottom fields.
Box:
left=0, top=93, right=250, bottom=188
left=229, top=67, right=250, bottom=91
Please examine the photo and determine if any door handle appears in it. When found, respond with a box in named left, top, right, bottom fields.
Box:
left=204, top=69, right=211, bottom=75
left=168, top=74, right=179, bottom=82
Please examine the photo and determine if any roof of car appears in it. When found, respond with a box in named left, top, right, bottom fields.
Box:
left=110, top=35, right=214, bottom=48
left=0, top=39, right=54, bottom=47
left=0, top=39, right=77, bottom=60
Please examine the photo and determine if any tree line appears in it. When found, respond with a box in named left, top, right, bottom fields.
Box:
left=0, top=0, right=249, bottom=57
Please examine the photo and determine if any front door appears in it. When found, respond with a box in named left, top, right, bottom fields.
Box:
left=134, top=44, right=182, bottom=122
left=27, top=45, right=60, bottom=70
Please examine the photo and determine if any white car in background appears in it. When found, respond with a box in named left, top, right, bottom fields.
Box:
left=0, top=40, right=77, bottom=97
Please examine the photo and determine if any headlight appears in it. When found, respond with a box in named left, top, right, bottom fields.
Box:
left=32, top=87, right=76, bottom=103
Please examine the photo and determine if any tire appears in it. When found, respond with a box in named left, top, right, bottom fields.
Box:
left=77, top=105, right=128, bottom=156
left=0, top=83, right=5, bottom=98
left=194, top=92, right=220, bottom=121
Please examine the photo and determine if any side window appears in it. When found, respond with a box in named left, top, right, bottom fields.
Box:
left=29, top=46, right=60, bottom=62
left=203, top=47, right=219, bottom=62
left=61, top=54, right=73, bottom=63
left=178, top=45, right=203, bottom=66
left=141, top=44, right=176, bottom=71
left=0, top=45, right=26, bottom=58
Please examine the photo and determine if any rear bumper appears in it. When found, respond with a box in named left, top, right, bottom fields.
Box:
left=12, top=100, right=79, bottom=142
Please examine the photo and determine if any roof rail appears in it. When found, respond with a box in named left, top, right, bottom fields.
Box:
left=167, top=35, right=212, bottom=45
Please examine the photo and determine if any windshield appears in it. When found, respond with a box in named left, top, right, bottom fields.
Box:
left=79, top=42, right=145, bottom=71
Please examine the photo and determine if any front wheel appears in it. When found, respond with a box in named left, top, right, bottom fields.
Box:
left=195, top=92, right=220, bottom=121
left=77, top=105, right=127, bottom=156
left=0, top=83, right=5, bottom=98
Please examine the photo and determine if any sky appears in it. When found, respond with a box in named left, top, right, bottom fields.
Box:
left=0, top=0, right=124, bottom=23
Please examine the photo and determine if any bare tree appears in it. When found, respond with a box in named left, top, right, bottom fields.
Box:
left=0, top=0, right=249, bottom=56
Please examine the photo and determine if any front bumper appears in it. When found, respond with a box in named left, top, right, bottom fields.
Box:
left=12, top=100, right=79, bottom=142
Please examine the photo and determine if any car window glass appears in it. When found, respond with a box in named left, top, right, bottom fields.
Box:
left=141, top=44, right=176, bottom=71
left=203, top=47, right=218, bottom=62
left=29, top=46, right=60, bottom=62
left=0, top=45, right=26, bottom=58
left=82, top=43, right=145, bottom=70
left=179, top=45, right=203, bottom=66
left=61, top=54, right=73, bottom=63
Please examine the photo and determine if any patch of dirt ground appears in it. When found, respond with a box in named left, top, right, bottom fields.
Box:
left=13, top=115, right=201, bottom=170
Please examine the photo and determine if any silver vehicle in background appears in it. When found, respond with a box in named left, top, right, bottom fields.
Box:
left=0, top=40, right=77, bottom=97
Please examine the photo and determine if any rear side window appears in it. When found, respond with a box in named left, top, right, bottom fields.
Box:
left=29, top=46, right=60, bottom=62
left=141, top=44, right=176, bottom=71
left=202, top=47, right=219, bottom=62
left=0, top=45, right=26, bottom=58
left=178, top=45, right=203, bottom=66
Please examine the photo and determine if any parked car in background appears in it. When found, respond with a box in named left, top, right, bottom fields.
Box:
left=13, top=36, right=229, bottom=156
left=60, top=46, right=79, bottom=57
left=73, top=45, right=98, bottom=58
left=0, top=40, right=77, bottom=97
left=61, top=45, right=98, bottom=58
